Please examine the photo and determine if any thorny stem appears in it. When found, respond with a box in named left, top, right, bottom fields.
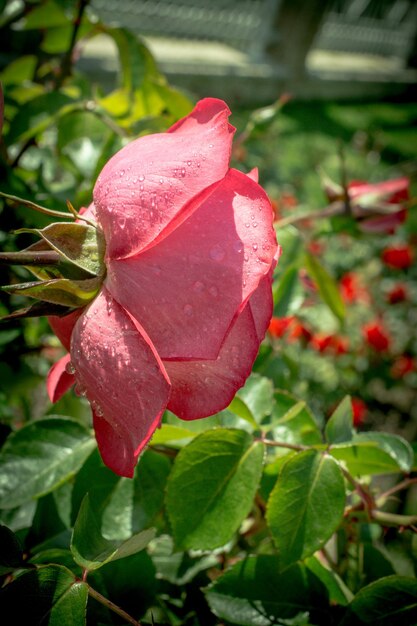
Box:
left=56, top=0, right=90, bottom=88
left=87, top=584, right=142, bottom=626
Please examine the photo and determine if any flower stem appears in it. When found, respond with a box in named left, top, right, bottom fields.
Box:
left=87, top=585, right=142, bottom=626
left=256, top=437, right=307, bottom=451
left=56, top=0, right=90, bottom=87
left=0, top=191, right=73, bottom=219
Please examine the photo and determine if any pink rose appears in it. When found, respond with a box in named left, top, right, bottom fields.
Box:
left=47, top=98, right=279, bottom=477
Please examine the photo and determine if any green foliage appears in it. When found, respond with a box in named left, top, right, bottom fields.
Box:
left=1, top=1, right=417, bottom=624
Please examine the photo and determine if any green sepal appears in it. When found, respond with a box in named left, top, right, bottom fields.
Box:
left=1, top=276, right=102, bottom=307
left=16, top=222, right=106, bottom=278
left=0, top=301, right=76, bottom=321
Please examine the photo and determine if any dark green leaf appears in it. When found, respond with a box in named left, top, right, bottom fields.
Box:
left=166, top=429, right=264, bottom=550
left=266, top=450, right=345, bottom=569
left=131, top=450, right=171, bottom=533
left=267, top=390, right=322, bottom=446
left=0, top=418, right=95, bottom=509
left=325, top=396, right=354, bottom=444
left=0, top=525, right=24, bottom=574
left=304, top=252, right=345, bottom=322
left=0, top=56, right=37, bottom=85
left=305, top=556, right=353, bottom=606
left=330, top=432, right=413, bottom=476
left=0, top=564, right=88, bottom=625
left=206, top=555, right=332, bottom=625
left=6, top=92, right=76, bottom=145
left=273, top=263, right=302, bottom=316
left=340, top=576, right=417, bottom=625
left=237, top=373, right=274, bottom=423
left=71, top=494, right=155, bottom=571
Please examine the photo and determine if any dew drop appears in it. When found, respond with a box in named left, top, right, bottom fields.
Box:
left=252, top=243, right=258, bottom=251
left=183, top=304, right=193, bottom=317
left=252, top=222, right=258, bottom=228
left=75, top=383, right=87, bottom=397
left=244, top=254, right=249, bottom=262
left=209, top=286, right=218, bottom=297
left=209, top=143, right=213, bottom=148
left=118, top=216, right=126, bottom=229
left=119, top=169, right=125, bottom=177
left=193, top=280, right=205, bottom=292
left=209, top=245, right=225, bottom=261
left=180, top=168, right=186, bottom=177
left=245, top=222, right=250, bottom=228
left=234, top=240, right=243, bottom=253
left=187, top=160, right=192, bottom=166
left=139, top=175, right=145, bottom=182
left=65, top=361, right=76, bottom=375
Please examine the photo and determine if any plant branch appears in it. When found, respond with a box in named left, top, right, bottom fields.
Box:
left=376, top=477, right=417, bottom=507
left=274, top=202, right=345, bottom=228
left=340, top=466, right=374, bottom=517
left=256, top=437, right=307, bottom=451
left=87, top=585, right=142, bottom=626
left=0, top=191, right=73, bottom=219
left=56, top=0, right=89, bottom=87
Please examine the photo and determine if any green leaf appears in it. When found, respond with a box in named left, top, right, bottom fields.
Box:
left=237, top=373, right=274, bottom=424
left=88, top=551, right=157, bottom=621
left=340, top=575, right=417, bottom=625
left=305, top=556, right=353, bottom=606
left=330, top=432, right=413, bottom=476
left=57, top=111, right=110, bottom=151
left=0, top=525, right=24, bottom=574
left=227, top=396, right=259, bottom=429
left=205, top=555, right=332, bottom=625
left=0, top=418, right=95, bottom=509
left=266, top=450, right=345, bottom=569
left=304, top=252, right=345, bottom=322
left=353, top=433, right=413, bottom=473
left=151, top=534, right=218, bottom=585
left=166, top=429, right=264, bottom=550
left=0, top=564, right=88, bottom=625
left=273, top=263, right=302, bottom=316
left=6, top=92, right=76, bottom=145
left=104, top=27, right=159, bottom=94
left=325, top=395, right=354, bottom=444
left=150, top=424, right=197, bottom=446
left=71, top=494, right=155, bottom=571
left=131, top=450, right=171, bottom=533
left=267, top=390, right=322, bottom=446
left=22, top=1, right=68, bottom=29
left=0, top=56, right=37, bottom=85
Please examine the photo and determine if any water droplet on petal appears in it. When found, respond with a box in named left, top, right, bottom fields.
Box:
left=119, top=169, right=125, bottom=177
left=209, top=245, right=225, bottom=261
left=75, top=383, right=87, bottom=397
left=65, top=361, right=76, bottom=375
left=118, top=216, right=126, bottom=229
left=183, top=304, right=193, bottom=317
left=180, top=168, right=186, bottom=177
left=234, top=240, right=243, bottom=253
left=209, top=286, right=218, bottom=297
left=253, top=222, right=258, bottom=228
left=193, top=280, right=205, bottom=292
left=139, top=175, right=145, bottom=182
left=252, top=243, right=258, bottom=251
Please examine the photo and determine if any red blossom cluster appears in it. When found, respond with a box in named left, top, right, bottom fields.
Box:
left=382, top=245, right=413, bottom=269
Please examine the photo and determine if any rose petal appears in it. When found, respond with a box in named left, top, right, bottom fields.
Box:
left=47, top=353, right=74, bottom=402
left=165, top=303, right=259, bottom=420
left=48, top=309, right=83, bottom=351
left=94, top=98, right=235, bottom=260
left=106, top=168, right=277, bottom=360
left=70, top=288, right=171, bottom=477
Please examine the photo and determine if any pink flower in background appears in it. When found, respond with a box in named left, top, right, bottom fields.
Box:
left=347, top=177, right=410, bottom=234
left=46, top=98, right=279, bottom=477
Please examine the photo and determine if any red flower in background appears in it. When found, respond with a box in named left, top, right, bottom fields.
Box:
left=340, top=272, right=369, bottom=305
left=268, top=316, right=294, bottom=338
left=387, top=283, right=408, bottom=304
left=382, top=245, right=413, bottom=270
left=311, top=334, right=349, bottom=355
left=390, top=355, right=415, bottom=378
left=351, top=397, right=367, bottom=427
left=46, top=99, right=279, bottom=477
left=363, top=321, right=391, bottom=352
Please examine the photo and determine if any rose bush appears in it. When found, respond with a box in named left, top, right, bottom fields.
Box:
left=46, top=98, right=279, bottom=477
